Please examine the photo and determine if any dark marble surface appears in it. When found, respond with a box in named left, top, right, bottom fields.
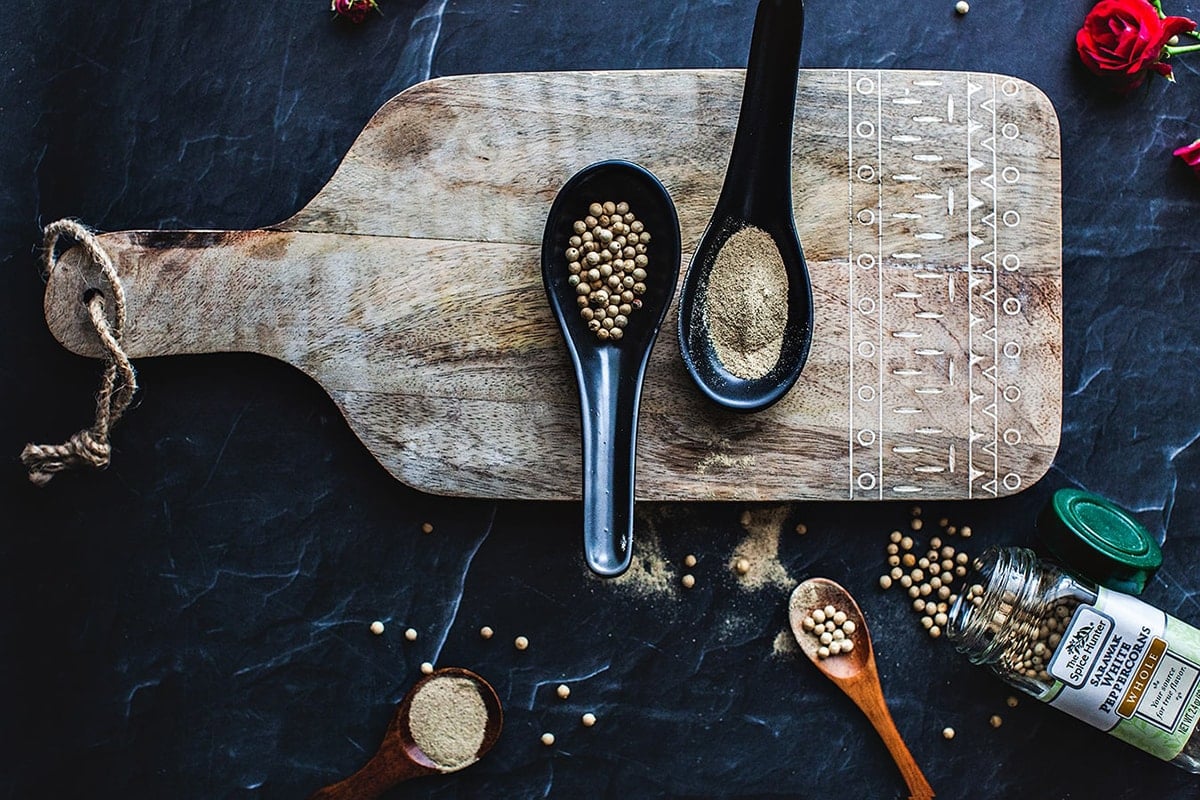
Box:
left=3, top=1, right=1200, bottom=797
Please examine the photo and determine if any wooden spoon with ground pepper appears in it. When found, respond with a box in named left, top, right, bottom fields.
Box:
left=789, top=578, right=935, bottom=800
left=308, top=667, right=502, bottom=799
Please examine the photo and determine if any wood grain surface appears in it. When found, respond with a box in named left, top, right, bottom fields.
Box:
left=44, top=68, right=1062, bottom=501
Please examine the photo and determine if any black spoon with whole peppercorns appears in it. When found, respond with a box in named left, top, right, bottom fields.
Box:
left=677, top=0, right=813, bottom=412
left=541, top=160, right=682, bottom=577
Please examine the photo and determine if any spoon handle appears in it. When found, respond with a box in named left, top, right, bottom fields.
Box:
left=578, top=346, right=640, bottom=576
left=844, top=681, right=935, bottom=800
left=721, top=0, right=804, bottom=221
left=308, top=747, right=430, bottom=800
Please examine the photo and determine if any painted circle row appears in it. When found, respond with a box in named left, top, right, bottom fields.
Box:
left=852, top=77, right=1023, bottom=98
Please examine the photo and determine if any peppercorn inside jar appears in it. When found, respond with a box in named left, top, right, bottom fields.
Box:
left=948, top=547, right=1200, bottom=772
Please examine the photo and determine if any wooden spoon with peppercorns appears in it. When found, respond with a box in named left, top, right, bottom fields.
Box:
left=790, top=578, right=935, bottom=800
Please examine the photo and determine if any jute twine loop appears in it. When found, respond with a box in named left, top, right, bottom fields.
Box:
left=21, top=219, right=137, bottom=486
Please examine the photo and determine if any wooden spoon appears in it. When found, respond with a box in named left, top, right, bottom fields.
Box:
left=789, top=578, right=934, bottom=800
left=308, top=667, right=503, bottom=799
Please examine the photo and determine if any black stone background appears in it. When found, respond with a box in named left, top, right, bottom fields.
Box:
left=3, top=1, right=1200, bottom=798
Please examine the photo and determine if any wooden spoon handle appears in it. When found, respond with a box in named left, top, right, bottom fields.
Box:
left=845, top=682, right=935, bottom=800
left=308, top=748, right=432, bottom=800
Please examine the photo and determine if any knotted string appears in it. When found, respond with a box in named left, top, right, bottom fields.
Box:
left=21, top=219, right=137, bottom=485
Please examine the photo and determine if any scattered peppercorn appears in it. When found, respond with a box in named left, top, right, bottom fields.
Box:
left=795, top=523, right=808, bottom=535
left=955, top=0, right=970, bottom=14
left=879, top=511, right=976, bottom=639
left=515, top=636, right=530, bottom=651
left=420, top=661, right=434, bottom=675
left=480, top=626, right=494, bottom=640
left=942, top=727, right=956, bottom=740
left=557, top=684, right=571, bottom=700
left=541, top=732, right=555, bottom=746
left=989, top=714, right=1002, bottom=728
left=405, top=628, right=418, bottom=642
left=369, top=620, right=385, bottom=635
left=682, top=574, right=696, bottom=589
left=581, top=712, right=597, bottom=727
left=1006, top=696, right=1019, bottom=708
left=734, top=557, right=751, bottom=575
left=684, top=554, right=697, bottom=568
left=421, top=522, right=434, bottom=534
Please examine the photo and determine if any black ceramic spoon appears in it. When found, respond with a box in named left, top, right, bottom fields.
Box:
left=541, top=161, right=682, bottom=577
left=677, top=0, right=813, bottom=412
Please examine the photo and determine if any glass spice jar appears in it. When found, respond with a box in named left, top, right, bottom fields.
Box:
left=949, top=545, right=1200, bottom=771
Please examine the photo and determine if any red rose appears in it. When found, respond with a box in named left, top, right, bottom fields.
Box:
left=1176, top=139, right=1200, bottom=176
left=1076, top=0, right=1197, bottom=92
left=332, top=0, right=378, bottom=23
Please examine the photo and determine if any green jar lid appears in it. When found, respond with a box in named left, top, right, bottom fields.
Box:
left=1038, top=489, right=1162, bottom=595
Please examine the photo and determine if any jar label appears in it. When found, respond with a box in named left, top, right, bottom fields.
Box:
left=1046, top=588, right=1200, bottom=760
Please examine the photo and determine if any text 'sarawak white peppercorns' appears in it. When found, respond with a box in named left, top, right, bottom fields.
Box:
left=565, top=200, right=650, bottom=343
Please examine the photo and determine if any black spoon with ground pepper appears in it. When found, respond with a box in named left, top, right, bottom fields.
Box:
left=542, top=160, right=681, bottom=577
left=677, top=0, right=813, bottom=412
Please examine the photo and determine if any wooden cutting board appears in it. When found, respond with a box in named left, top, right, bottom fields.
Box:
left=44, top=68, right=1062, bottom=501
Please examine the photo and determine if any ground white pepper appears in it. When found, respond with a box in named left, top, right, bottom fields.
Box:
left=407, top=675, right=489, bottom=771
left=369, top=620, right=385, bottom=635
left=566, top=201, right=649, bottom=343
left=703, top=226, right=788, bottom=379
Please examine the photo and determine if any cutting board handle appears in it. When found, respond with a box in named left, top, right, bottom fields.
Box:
left=44, top=228, right=309, bottom=362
